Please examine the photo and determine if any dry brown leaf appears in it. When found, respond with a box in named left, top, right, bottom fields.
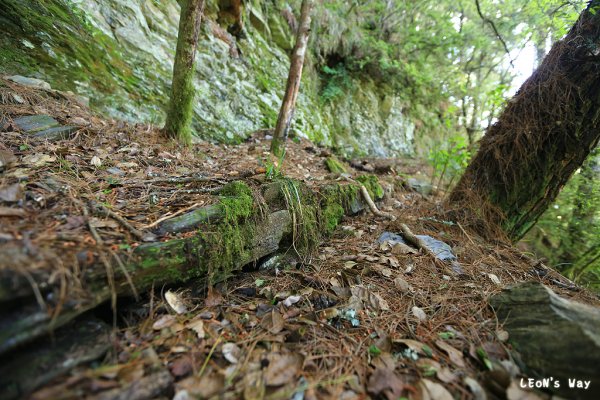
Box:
left=367, top=368, right=406, bottom=399
left=264, top=352, right=303, bottom=387
left=186, top=319, right=205, bottom=339
left=165, top=290, right=187, bottom=314
left=419, top=379, right=453, bottom=400
left=152, top=314, right=176, bottom=330
left=205, top=287, right=223, bottom=307
left=435, top=340, right=466, bottom=368
left=261, top=309, right=285, bottom=334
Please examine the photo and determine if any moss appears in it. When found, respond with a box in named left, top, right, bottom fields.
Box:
left=323, top=203, right=345, bottom=235
left=356, top=174, right=384, bottom=199
left=218, top=181, right=254, bottom=221
left=201, top=181, right=258, bottom=283
left=324, top=156, right=347, bottom=174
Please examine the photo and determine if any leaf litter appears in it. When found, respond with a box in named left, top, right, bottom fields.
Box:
left=2, top=77, right=598, bottom=400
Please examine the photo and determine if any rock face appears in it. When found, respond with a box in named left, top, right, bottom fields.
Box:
left=490, top=282, right=600, bottom=399
left=0, top=0, right=414, bottom=156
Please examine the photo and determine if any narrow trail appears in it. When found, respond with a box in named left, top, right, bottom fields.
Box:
left=1, top=78, right=597, bottom=400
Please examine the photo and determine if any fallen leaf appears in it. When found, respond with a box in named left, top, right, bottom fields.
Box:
left=282, top=295, right=302, bottom=307
left=261, top=309, right=285, bottom=334
left=170, top=356, right=193, bottom=378
left=419, top=379, right=453, bottom=400
left=392, top=242, right=418, bottom=255
left=367, top=368, right=406, bottom=399
left=22, top=153, right=56, bottom=167
left=435, top=340, right=466, bottom=368
left=412, top=306, right=427, bottom=321
left=488, top=273, right=501, bottom=285
left=264, top=352, right=303, bottom=387
left=90, top=155, right=102, bottom=167
left=205, top=287, right=223, bottom=307
left=496, top=330, right=509, bottom=342
left=394, top=277, right=412, bottom=293
left=464, top=376, right=487, bottom=400
left=165, top=290, right=188, bottom=314
left=152, top=314, right=175, bottom=330
left=178, top=372, right=224, bottom=398
left=393, top=338, right=432, bottom=356
left=186, top=319, right=205, bottom=339
left=222, top=342, right=241, bottom=364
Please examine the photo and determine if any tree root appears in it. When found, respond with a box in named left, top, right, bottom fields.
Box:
left=344, top=176, right=396, bottom=221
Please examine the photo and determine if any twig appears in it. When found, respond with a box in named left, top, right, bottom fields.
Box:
left=474, top=0, right=514, bottom=68
left=123, top=175, right=226, bottom=185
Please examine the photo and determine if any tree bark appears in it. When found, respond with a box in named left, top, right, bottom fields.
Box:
left=270, top=0, right=314, bottom=158
left=449, top=1, right=600, bottom=241
left=162, top=0, right=205, bottom=144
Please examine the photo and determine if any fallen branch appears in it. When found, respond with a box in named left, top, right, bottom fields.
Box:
left=399, top=223, right=434, bottom=257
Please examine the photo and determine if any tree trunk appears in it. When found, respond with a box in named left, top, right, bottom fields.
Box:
left=449, top=1, right=600, bottom=241
left=270, top=0, right=314, bottom=158
left=162, top=0, right=205, bottom=144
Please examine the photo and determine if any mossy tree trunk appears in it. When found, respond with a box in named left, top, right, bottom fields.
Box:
left=270, top=0, right=314, bottom=158
left=162, top=0, right=205, bottom=144
left=450, top=1, right=600, bottom=241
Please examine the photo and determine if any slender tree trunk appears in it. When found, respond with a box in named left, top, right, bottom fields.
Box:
left=163, top=0, right=205, bottom=144
left=270, top=0, right=314, bottom=158
left=449, top=1, right=600, bottom=241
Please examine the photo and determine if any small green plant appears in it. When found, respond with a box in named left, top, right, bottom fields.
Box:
left=261, top=152, right=286, bottom=180
left=368, top=345, right=382, bottom=356
left=428, top=135, right=471, bottom=189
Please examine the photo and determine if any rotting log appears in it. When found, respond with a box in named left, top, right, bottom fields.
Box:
left=490, top=282, right=600, bottom=399
left=0, top=177, right=384, bottom=356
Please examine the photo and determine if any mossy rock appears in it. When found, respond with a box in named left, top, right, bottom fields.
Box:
left=357, top=174, right=385, bottom=199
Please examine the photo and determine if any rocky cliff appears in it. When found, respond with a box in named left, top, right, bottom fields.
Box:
left=0, top=0, right=414, bottom=156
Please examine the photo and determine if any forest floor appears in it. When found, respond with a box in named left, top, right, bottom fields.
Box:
left=1, top=77, right=598, bottom=400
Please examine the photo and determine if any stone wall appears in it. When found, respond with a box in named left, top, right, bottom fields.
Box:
left=0, top=0, right=414, bottom=156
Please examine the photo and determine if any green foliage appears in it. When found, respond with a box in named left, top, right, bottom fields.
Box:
left=261, top=153, right=286, bottom=180
left=525, top=151, right=600, bottom=292
left=319, top=64, right=351, bottom=104
left=428, top=135, right=471, bottom=189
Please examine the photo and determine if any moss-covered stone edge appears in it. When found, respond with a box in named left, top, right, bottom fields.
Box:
left=111, top=176, right=385, bottom=290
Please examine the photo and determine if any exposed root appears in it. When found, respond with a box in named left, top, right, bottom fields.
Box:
left=344, top=176, right=396, bottom=221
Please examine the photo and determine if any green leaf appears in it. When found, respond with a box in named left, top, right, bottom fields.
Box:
left=421, top=344, right=433, bottom=357
left=368, top=345, right=382, bottom=356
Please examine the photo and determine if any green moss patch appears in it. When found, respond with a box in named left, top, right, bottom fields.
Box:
left=357, top=174, right=385, bottom=199
left=325, top=156, right=347, bottom=174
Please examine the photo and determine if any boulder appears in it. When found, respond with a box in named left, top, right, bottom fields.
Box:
left=490, top=282, right=600, bottom=399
